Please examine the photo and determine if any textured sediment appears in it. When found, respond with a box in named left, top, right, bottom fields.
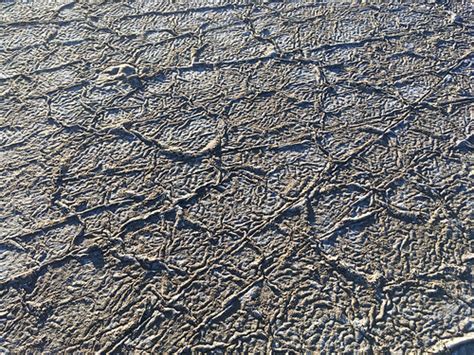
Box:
left=0, top=1, right=472, bottom=352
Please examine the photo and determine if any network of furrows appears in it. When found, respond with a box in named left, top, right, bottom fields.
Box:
left=0, top=1, right=472, bottom=353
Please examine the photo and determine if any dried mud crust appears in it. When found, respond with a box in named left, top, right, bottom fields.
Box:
left=0, top=0, right=473, bottom=353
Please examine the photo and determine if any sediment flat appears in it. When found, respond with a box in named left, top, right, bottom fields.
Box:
left=0, top=1, right=472, bottom=353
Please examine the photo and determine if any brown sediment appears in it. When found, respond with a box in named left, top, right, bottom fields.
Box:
left=0, top=0, right=472, bottom=353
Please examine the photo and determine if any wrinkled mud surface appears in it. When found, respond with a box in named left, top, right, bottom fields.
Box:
left=0, top=1, right=473, bottom=353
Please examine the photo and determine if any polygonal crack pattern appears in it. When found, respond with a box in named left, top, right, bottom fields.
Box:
left=0, top=1, right=473, bottom=353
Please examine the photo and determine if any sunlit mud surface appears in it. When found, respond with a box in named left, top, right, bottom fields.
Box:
left=0, top=1, right=473, bottom=353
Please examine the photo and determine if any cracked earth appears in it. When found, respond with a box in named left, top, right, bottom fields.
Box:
left=0, top=0, right=473, bottom=353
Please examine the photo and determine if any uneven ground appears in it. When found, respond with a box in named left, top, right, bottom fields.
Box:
left=0, top=0, right=473, bottom=353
